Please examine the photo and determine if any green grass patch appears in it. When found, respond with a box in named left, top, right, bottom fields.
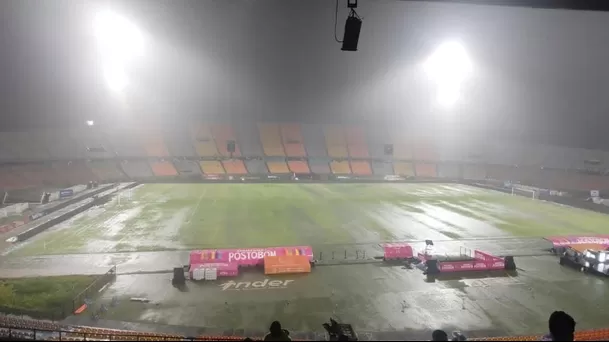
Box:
left=0, top=275, right=96, bottom=319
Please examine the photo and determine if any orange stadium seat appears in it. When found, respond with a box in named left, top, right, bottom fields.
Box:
left=150, top=161, right=178, bottom=176
left=330, top=160, right=351, bottom=174
left=324, top=125, right=349, bottom=158
left=280, top=123, right=307, bottom=157
left=199, top=161, right=225, bottom=174
left=142, top=132, right=170, bottom=157
left=222, top=160, right=248, bottom=174
left=345, top=126, right=369, bottom=157
left=211, top=124, right=241, bottom=157
left=258, top=123, right=285, bottom=156
left=267, top=161, right=290, bottom=173
left=287, top=160, right=310, bottom=173
left=349, top=161, right=372, bottom=175
left=192, top=125, right=219, bottom=157
left=415, top=162, right=437, bottom=177
left=393, top=161, right=415, bottom=176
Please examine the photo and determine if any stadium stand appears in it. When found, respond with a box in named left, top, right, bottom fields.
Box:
left=301, top=124, right=328, bottom=157
left=415, top=162, right=437, bottom=178
left=172, top=159, right=203, bottom=175
left=234, top=122, right=264, bottom=157
left=388, top=128, right=413, bottom=160
left=371, top=160, right=393, bottom=175
left=345, top=125, right=369, bottom=158
left=80, top=130, right=116, bottom=159
left=287, top=160, right=310, bottom=173
left=192, top=124, right=219, bottom=157
left=12, top=163, right=57, bottom=187
left=393, top=161, right=415, bottom=177
left=324, top=125, right=349, bottom=158
left=330, top=160, right=351, bottom=174
left=222, top=160, right=248, bottom=174
left=150, top=161, right=178, bottom=177
left=165, top=127, right=198, bottom=158
left=211, top=124, right=241, bottom=157
left=107, top=129, right=146, bottom=158
left=39, top=130, right=82, bottom=160
left=366, top=125, right=390, bottom=159
left=258, top=123, right=285, bottom=156
left=199, top=161, right=225, bottom=174
left=0, top=132, right=51, bottom=161
left=308, top=158, right=331, bottom=174
left=245, top=159, right=268, bottom=174
left=437, top=163, right=460, bottom=179
left=51, top=161, right=98, bottom=185
left=349, top=161, right=372, bottom=175
left=267, top=158, right=290, bottom=174
left=87, top=161, right=127, bottom=182
left=120, top=161, right=154, bottom=179
left=462, top=164, right=487, bottom=180
left=141, top=131, right=170, bottom=158
left=486, top=164, right=516, bottom=182
left=0, top=166, right=28, bottom=190
left=280, top=124, right=307, bottom=157
left=412, top=137, right=439, bottom=162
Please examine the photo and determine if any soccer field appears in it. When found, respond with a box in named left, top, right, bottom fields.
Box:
left=10, top=182, right=609, bottom=257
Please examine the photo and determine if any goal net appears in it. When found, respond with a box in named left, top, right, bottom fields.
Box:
left=511, top=186, right=538, bottom=199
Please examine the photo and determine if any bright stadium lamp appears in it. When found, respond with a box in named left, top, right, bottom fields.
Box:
left=104, top=64, right=128, bottom=93
left=93, top=11, right=144, bottom=62
left=436, top=86, right=460, bottom=108
left=424, top=41, right=472, bottom=86
left=86, top=120, right=95, bottom=126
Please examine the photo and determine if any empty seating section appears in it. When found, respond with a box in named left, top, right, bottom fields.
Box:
left=345, top=126, right=369, bottom=157
left=150, top=161, right=178, bottom=176
left=212, top=124, right=241, bottom=157
left=81, top=131, right=115, bottom=159
left=412, top=137, right=438, bottom=161
left=88, top=161, right=126, bottom=181
left=12, top=163, right=57, bottom=187
left=165, top=127, right=197, bottom=157
left=330, top=160, right=351, bottom=174
left=235, top=122, right=264, bottom=157
left=288, top=160, right=310, bottom=173
left=301, top=124, right=327, bottom=156
left=393, top=162, right=415, bottom=176
left=222, top=160, right=248, bottom=174
left=324, top=125, right=349, bottom=158
left=372, top=160, right=393, bottom=175
left=267, top=159, right=290, bottom=173
left=52, top=161, right=98, bottom=185
left=0, top=132, right=50, bottom=161
left=462, top=164, right=487, bottom=180
left=192, top=125, right=218, bottom=157
left=258, top=123, right=285, bottom=156
left=437, top=163, right=460, bottom=178
left=309, top=158, right=331, bottom=174
left=142, top=132, right=170, bottom=157
left=415, top=163, right=437, bottom=177
left=108, top=129, right=145, bottom=157
left=0, top=166, right=28, bottom=189
left=200, top=161, right=225, bottom=174
left=280, top=124, right=307, bottom=157
left=121, top=161, right=153, bottom=178
left=367, top=125, right=390, bottom=158
left=41, top=130, right=82, bottom=160
left=173, top=160, right=202, bottom=175
left=245, top=159, right=268, bottom=174
left=349, top=161, right=372, bottom=175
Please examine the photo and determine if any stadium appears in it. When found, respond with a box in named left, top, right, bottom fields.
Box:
left=2, top=0, right=609, bottom=341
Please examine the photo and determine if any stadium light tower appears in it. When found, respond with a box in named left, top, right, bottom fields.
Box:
left=424, top=41, right=472, bottom=108
left=93, top=11, right=144, bottom=93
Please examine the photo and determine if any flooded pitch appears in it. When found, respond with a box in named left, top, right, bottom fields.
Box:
left=3, top=183, right=609, bottom=338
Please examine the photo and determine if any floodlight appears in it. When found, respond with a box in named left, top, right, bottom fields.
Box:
left=86, top=120, right=95, bottom=126
left=424, top=41, right=472, bottom=86
left=104, top=64, right=128, bottom=93
left=93, top=11, right=144, bottom=62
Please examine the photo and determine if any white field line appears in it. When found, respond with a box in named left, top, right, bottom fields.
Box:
left=186, top=189, right=207, bottom=224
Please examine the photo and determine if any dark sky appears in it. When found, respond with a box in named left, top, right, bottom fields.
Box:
left=1, top=0, right=609, bottom=149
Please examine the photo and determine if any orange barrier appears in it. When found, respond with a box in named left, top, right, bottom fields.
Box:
left=264, top=255, right=311, bottom=275
left=73, top=304, right=87, bottom=315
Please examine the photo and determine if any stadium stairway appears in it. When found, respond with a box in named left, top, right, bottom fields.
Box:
left=345, top=125, right=369, bottom=158
left=349, top=161, right=372, bottom=175
left=280, top=123, right=307, bottom=157
left=323, top=125, right=349, bottom=158
left=235, top=122, right=264, bottom=157
left=258, top=123, right=285, bottom=156
left=244, top=159, right=267, bottom=174
left=266, top=158, right=290, bottom=174
left=308, top=158, right=331, bottom=174
left=192, top=124, right=219, bottom=157
left=87, top=161, right=128, bottom=182
left=330, top=160, right=351, bottom=174
left=222, top=160, right=248, bottom=174
left=393, top=161, right=415, bottom=177
left=150, top=161, right=178, bottom=177
left=301, top=124, right=327, bottom=157
left=200, top=161, right=225, bottom=174
left=172, top=159, right=203, bottom=176
left=120, top=161, right=154, bottom=179
left=211, top=124, right=241, bottom=157
left=287, top=160, right=310, bottom=173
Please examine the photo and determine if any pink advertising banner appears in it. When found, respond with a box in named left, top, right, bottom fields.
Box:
left=190, top=246, right=314, bottom=266
left=383, top=243, right=413, bottom=259
left=190, top=262, right=239, bottom=277
left=545, top=235, right=609, bottom=247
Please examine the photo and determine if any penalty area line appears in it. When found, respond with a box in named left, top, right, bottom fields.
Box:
left=186, top=189, right=207, bottom=224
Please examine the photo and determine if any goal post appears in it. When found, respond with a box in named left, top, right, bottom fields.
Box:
left=511, top=186, right=537, bottom=199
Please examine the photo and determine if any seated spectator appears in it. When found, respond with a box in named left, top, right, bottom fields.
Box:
left=541, top=311, right=576, bottom=341
left=432, top=330, right=448, bottom=341
left=264, top=321, right=291, bottom=341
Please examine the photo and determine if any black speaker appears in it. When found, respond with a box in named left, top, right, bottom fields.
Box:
left=384, top=144, right=393, bottom=155
left=341, top=15, right=362, bottom=51
left=425, top=259, right=440, bottom=275
left=172, top=267, right=186, bottom=285
left=504, top=256, right=516, bottom=271
left=227, top=140, right=236, bottom=153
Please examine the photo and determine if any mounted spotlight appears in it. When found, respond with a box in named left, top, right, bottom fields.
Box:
left=341, top=0, right=362, bottom=51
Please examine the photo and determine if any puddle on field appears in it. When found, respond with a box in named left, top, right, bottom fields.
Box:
left=413, top=203, right=507, bottom=237
left=367, top=203, right=453, bottom=240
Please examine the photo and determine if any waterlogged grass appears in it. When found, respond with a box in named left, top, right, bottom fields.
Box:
left=9, top=183, right=609, bottom=257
